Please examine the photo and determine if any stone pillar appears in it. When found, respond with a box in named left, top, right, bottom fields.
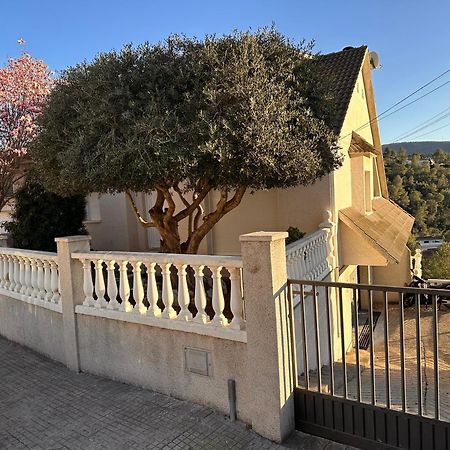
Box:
left=239, top=231, right=295, bottom=443
left=55, top=235, right=91, bottom=371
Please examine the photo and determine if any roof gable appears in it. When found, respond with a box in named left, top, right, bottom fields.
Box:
left=314, top=46, right=367, bottom=133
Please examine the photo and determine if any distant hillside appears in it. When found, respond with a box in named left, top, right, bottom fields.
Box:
left=382, top=141, right=450, bottom=155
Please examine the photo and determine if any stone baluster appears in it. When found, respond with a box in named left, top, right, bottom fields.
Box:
left=19, top=257, right=27, bottom=295
left=14, top=256, right=21, bottom=293
left=312, top=239, right=319, bottom=279
left=132, top=261, right=146, bottom=314
left=0, top=255, right=4, bottom=288
left=3, top=255, right=9, bottom=289
left=145, top=262, right=160, bottom=317
left=193, top=265, right=208, bottom=323
left=94, top=260, right=107, bottom=308
left=161, top=263, right=176, bottom=319
left=320, top=210, right=336, bottom=279
left=43, top=260, right=52, bottom=301
left=297, top=250, right=305, bottom=279
left=119, top=261, right=132, bottom=312
left=288, top=254, right=296, bottom=279
left=23, top=257, right=31, bottom=296
left=82, top=259, right=95, bottom=306
left=30, top=258, right=38, bottom=299
left=211, top=266, right=226, bottom=326
left=106, top=261, right=120, bottom=310
left=8, top=255, right=15, bottom=291
left=36, top=259, right=45, bottom=301
left=50, top=261, right=60, bottom=303
left=177, top=264, right=191, bottom=321
left=229, top=267, right=244, bottom=330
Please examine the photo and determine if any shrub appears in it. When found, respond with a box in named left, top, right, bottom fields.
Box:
left=4, top=181, right=86, bottom=252
left=286, top=226, right=306, bottom=245
left=422, top=242, right=450, bottom=279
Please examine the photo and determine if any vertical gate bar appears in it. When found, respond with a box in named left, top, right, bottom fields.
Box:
left=353, top=288, right=361, bottom=402
left=288, top=282, right=298, bottom=389
left=325, top=285, right=335, bottom=395
left=399, top=293, right=406, bottom=412
left=415, top=294, right=423, bottom=416
left=338, top=287, right=347, bottom=399
left=432, top=294, right=440, bottom=420
left=313, top=285, right=322, bottom=392
left=369, top=290, right=376, bottom=405
left=384, top=291, right=391, bottom=409
left=300, top=283, right=309, bottom=390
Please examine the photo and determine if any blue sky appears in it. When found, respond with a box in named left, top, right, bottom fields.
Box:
left=1, top=0, right=450, bottom=144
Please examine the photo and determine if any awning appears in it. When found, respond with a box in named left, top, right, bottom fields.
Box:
left=339, top=197, right=414, bottom=265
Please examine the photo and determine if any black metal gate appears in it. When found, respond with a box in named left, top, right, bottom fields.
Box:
left=288, top=279, right=450, bottom=449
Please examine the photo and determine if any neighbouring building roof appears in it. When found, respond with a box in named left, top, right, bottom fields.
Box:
left=339, top=197, right=414, bottom=264
left=315, top=46, right=368, bottom=133
left=348, top=132, right=380, bottom=157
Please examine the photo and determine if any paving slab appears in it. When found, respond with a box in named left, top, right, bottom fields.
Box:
left=0, top=337, right=352, bottom=449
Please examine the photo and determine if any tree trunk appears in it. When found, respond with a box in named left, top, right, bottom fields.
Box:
left=129, top=186, right=246, bottom=255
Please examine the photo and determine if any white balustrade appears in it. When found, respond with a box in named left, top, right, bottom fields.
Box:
left=72, top=251, right=245, bottom=332
left=145, top=262, right=160, bottom=317
left=94, top=260, right=107, bottom=308
left=0, top=248, right=61, bottom=308
left=82, top=259, right=95, bottom=307
left=106, top=260, right=120, bottom=310
left=286, top=228, right=331, bottom=281
left=132, top=261, right=145, bottom=314
left=119, top=261, right=132, bottom=312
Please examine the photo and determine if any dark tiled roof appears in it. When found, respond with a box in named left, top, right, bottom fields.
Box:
left=314, top=46, right=367, bottom=133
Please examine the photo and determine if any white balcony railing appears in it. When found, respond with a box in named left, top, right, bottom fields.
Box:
left=0, top=248, right=61, bottom=312
left=285, top=229, right=331, bottom=281
left=71, top=251, right=245, bottom=333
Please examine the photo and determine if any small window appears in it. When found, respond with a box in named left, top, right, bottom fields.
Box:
left=365, top=170, right=372, bottom=213
left=85, top=193, right=101, bottom=223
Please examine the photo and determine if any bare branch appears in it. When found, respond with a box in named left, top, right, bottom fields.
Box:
left=173, top=179, right=212, bottom=223
left=125, top=191, right=155, bottom=228
left=193, top=202, right=204, bottom=231
left=157, top=185, right=176, bottom=227
left=173, top=184, right=191, bottom=209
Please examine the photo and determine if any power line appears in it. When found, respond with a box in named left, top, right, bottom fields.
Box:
left=392, top=106, right=450, bottom=142
left=376, top=79, right=450, bottom=123
left=409, top=121, right=450, bottom=140
left=339, top=68, right=450, bottom=141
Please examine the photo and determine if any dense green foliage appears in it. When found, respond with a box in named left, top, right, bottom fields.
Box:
left=384, top=148, right=450, bottom=240
left=423, top=242, right=450, bottom=279
left=31, top=28, right=341, bottom=253
left=4, top=181, right=86, bottom=252
left=286, top=226, right=306, bottom=245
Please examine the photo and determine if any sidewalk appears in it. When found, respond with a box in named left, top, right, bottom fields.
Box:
left=0, top=337, right=351, bottom=450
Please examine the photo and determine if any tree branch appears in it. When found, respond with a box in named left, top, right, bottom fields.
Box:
left=173, top=184, right=191, bottom=208
left=125, top=191, right=155, bottom=228
left=157, top=185, right=176, bottom=228
left=173, top=178, right=212, bottom=222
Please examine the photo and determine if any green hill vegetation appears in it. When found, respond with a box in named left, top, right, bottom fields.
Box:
left=382, top=141, right=450, bottom=155
left=383, top=147, right=450, bottom=241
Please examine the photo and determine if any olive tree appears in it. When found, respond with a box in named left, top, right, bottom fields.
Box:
left=32, top=28, right=341, bottom=254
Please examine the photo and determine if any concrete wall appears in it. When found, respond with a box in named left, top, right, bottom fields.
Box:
left=76, top=314, right=252, bottom=422
left=373, top=246, right=412, bottom=304
left=0, top=295, right=65, bottom=363
left=0, top=232, right=297, bottom=443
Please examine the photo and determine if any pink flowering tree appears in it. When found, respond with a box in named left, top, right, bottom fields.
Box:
left=0, top=53, right=53, bottom=209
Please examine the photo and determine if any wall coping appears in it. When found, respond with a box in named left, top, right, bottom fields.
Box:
left=239, top=231, right=288, bottom=242
left=55, top=235, right=91, bottom=243
left=75, top=305, right=247, bottom=343
left=0, top=289, right=62, bottom=313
